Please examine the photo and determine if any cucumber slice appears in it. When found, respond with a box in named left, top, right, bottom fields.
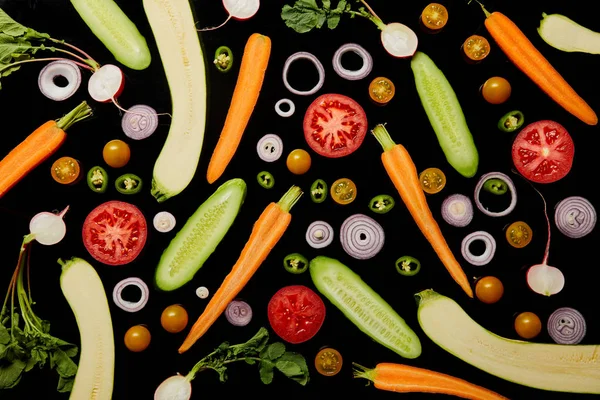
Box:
left=538, top=13, right=600, bottom=55
left=70, top=0, right=151, bottom=70
left=155, top=178, right=246, bottom=291
left=411, top=51, right=479, bottom=178
left=309, top=256, right=421, bottom=359
left=416, top=289, right=600, bottom=394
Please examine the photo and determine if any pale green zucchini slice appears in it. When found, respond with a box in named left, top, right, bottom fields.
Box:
left=538, top=13, right=600, bottom=55
left=309, top=256, right=421, bottom=359
left=416, top=289, right=600, bottom=394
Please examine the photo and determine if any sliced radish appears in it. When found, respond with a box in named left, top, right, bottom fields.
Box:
left=154, top=374, right=192, bottom=400
left=223, top=0, right=260, bottom=20
left=38, top=60, right=82, bottom=101
left=381, top=23, right=418, bottom=58
left=527, top=264, right=565, bottom=296
left=29, top=206, right=69, bottom=246
left=88, top=64, right=125, bottom=103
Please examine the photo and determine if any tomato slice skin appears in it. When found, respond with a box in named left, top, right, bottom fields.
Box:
left=511, top=120, right=574, bottom=184
left=267, top=285, right=326, bottom=344
left=82, top=200, right=148, bottom=266
left=303, top=93, right=368, bottom=158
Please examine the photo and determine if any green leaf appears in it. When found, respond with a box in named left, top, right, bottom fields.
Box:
left=0, top=359, right=26, bottom=389
left=0, top=8, right=49, bottom=40
left=275, top=360, right=303, bottom=377
left=0, top=324, right=9, bottom=345
left=57, top=375, right=74, bottom=393
left=238, top=327, right=269, bottom=354
left=322, top=0, right=331, bottom=9
left=281, top=1, right=327, bottom=34
left=258, top=360, right=274, bottom=384
left=245, top=357, right=256, bottom=365
left=278, top=352, right=310, bottom=386
left=263, top=342, right=286, bottom=360
left=51, top=348, right=78, bottom=377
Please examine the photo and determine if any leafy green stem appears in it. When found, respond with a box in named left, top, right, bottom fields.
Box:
left=0, top=57, right=92, bottom=76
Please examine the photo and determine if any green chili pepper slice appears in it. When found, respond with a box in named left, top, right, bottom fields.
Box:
left=310, top=179, right=328, bottom=203
left=257, top=171, right=274, bottom=189
left=115, top=173, right=142, bottom=194
left=498, top=110, right=524, bottom=132
left=86, top=166, right=108, bottom=193
left=214, top=46, right=233, bottom=73
left=483, top=178, right=508, bottom=195
left=395, top=256, right=421, bottom=276
left=369, top=194, right=395, bottom=214
left=283, top=253, right=309, bottom=274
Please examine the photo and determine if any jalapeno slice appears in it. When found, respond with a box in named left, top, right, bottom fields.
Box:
left=395, top=256, right=421, bottom=276
left=214, top=46, right=233, bottom=73
left=115, top=173, right=142, bottom=194
left=369, top=194, right=395, bottom=214
left=483, top=178, right=508, bottom=195
left=310, top=179, right=328, bottom=203
left=498, top=110, right=524, bottom=132
left=87, top=166, right=108, bottom=193
left=283, top=253, right=309, bottom=274
left=257, top=171, right=275, bottom=189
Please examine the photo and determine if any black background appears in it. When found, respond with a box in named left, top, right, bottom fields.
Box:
left=1, top=0, right=599, bottom=399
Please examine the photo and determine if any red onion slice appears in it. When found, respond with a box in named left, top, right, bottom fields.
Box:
left=554, top=196, right=597, bottom=239
left=112, top=277, right=149, bottom=312
left=38, top=60, right=81, bottom=101
left=441, top=194, right=473, bottom=227
left=282, top=51, right=325, bottom=96
left=306, top=220, right=334, bottom=249
left=122, top=104, right=159, bottom=140
left=257, top=133, right=283, bottom=162
left=547, top=307, right=586, bottom=344
left=332, top=43, right=373, bottom=81
left=225, top=300, right=253, bottom=326
left=340, top=214, right=385, bottom=260
left=474, top=172, right=517, bottom=217
left=461, top=231, right=496, bottom=266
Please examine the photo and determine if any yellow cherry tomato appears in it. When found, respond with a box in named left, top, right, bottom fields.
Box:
left=421, top=3, right=448, bottom=31
left=368, top=77, right=395, bottom=105
left=286, top=149, right=311, bottom=175
left=514, top=312, right=542, bottom=339
left=124, top=325, right=151, bottom=352
left=463, top=35, right=490, bottom=61
left=419, top=167, right=446, bottom=194
left=160, top=304, right=189, bottom=333
left=103, top=139, right=131, bottom=168
left=314, top=347, right=343, bottom=376
left=330, top=178, right=357, bottom=205
left=482, top=77, right=512, bottom=104
left=506, top=221, right=533, bottom=248
left=475, top=276, right=504, bottom=304
left=51, top=156, right=80, bottom=184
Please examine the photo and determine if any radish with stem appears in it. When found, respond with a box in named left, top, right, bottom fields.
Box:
left=198, top=0, right=260, bottom=31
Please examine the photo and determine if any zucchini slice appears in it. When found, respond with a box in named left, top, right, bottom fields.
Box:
left=309, top=256, right=421, bottom=359
left=59, top=257, right=115, bottom=400
left=416, top=289, right=600, bottom=394
left=143, top=0, right=208, bottom=202
left=538, top=13, right=600, bottom=55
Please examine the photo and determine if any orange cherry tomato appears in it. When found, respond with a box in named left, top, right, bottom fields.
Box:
left=506, top=221, right=533, bottom=248
left=314, top=347, right=343, bottom=376
left=419, top=167, right=446, bottom=194
left=463, top=35, right=490, bottom=61
left=475, top=276, right=504, bottom=304
left=286, top=149, right=311, bottom=175
left=421, top=3, right=449, bottom=31
left=124, top=325, right=151, bottom=352
left=330, top=178, right=357, bottom=205
left=368, top=77, right=395, bottom=105
left=160, top=304, right=189, bottom=333
left=482, top=77, right=512, bottom=104
left=51, top=156, right=80, bottom=184
left=103, top=139, right=131, bottom=168
left=514, top=312, right=542, bottom=339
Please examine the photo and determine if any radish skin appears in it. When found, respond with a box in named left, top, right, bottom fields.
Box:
left=154, top=374, right=192, bottom=400
left=87, top=64, right=125, bottom=103
left=223, top=0, right=260, bottom=20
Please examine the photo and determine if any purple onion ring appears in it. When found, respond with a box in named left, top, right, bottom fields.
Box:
left=332, top=43, right=373, bottom=81
left=441, top=194, right=473, bottom=227
left=306, top=220, right=334, bottom=249
left=225, top=300, right=253, bottom=326
left=554, top=196, right=597, bottom=239
left=122, top=104, right=159, bottom=140
left=112, top=277, right=149, bottom=312
left=474, top=172, right=517, bottom=217
left=38, top=60, right=81, bottom=101
left=340, top=214, right=385, bottom=260
left=547, top=307, right=586, bottom=344
left=461, top=231, right=496, bottom=266
left=282, top=51, right=325, bottom=96
left=257, top=133, right=283, bottom=162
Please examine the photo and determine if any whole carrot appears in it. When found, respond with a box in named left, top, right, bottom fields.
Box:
left=476, top=2, right=597, bottom=126
left=206, top=33, right=271, bottom=184
left=372, top=124, right=473, bottom=297
left=178, top=185, right=303, bottom=353
left=0, top=101, right=92, bottom=199
left=353, top=362, right=508, bottom=399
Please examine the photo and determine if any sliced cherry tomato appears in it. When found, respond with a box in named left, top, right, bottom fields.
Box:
left=369, top=194, right=395, bottom=214
left=330, top=178, right=357, bottom=205
left=303, top=93, right=368, bottom=158
left=511, top=120, right=574, bottom=184
left=160, top=304, right=189, bottom=333
left=314, top=347, right=343, bottom=376
left=475, top=276, right=504, bottom=304
left=286, top=149, right=312, bottom=175
left=51, top=156, right=80, bottom=184
left=482, top=77, right=511, bottom=104
left=124, top=325, right=151, bottom=352
left=283, top=253, right=309, bottom=274
left=462, top=35, right=490, bottom=61
left=514, top=311, right=542, bottom=339
left=310, top=179, right=328, bottom=203
left=395, top=256, right=421, bottom=276
left=483, top=178, right=508, bottom=195
left=82, top=200, right=148, bottom=266
left=103, top=139, right=131, bottom=168
left=368, top=77, right=395, bottom=105
left=498, top=110, right=525, bottom=132
left=419, top=167, right=446, bottom=194
left=267, top=285, right=326, bottom=344
left=87, top=166, right=108, bottom=193
left=506, top=221, right=533, bottom=248
left=421, top=3, right=448, bottom=31
left=214, top=45, right=233, bottom=73
left=257, top=171, right=275, bottom=189
left=115, top=173, right=142, bottom=194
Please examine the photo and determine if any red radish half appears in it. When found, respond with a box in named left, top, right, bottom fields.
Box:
left=88, top=64, right=125, bottom=103
left=154, top=374, right=191, bottom=400
left=381, top=23, right=418, bottom=58
left=223, top=0, right=260, bottom=20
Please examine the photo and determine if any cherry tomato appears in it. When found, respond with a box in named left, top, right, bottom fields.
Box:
left=421, top=3, right=448, bottom=31
left=330, top=178, right=357, bottom=205
left=482, top=77, right=512, bottom=104
left=286, top=149, right=311, bottom=175
left=103, top=139, right=131, bottom=168
left=462, top=35, right=490, bottom=61
left=50, top=156, right=80, bottom=184
left=368, top=77, right=395, bottom=105
left=475, top=276, right=504, bottom=304
left=124, top=325, right=151, bottom=352
left=314, top=347, right=343, bottom=376
left=419, top=167, right=446, bottom=194
left=160, top=304, right=189, bottom=333
left=506, top=221, right=533, bottom=248
left=514, top=312, right=542, bottom=339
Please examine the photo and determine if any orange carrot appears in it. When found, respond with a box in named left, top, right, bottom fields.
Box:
left=477, top=3, right=597, bottom=126
left=372, top=124, right=473, bottom=297
left=178, top=185, right=303, bottom=353
left=0, top=101, right=92, bottom=199
left=206, top=33, right=271, bottom=184
left=354, top=362, right=508, bottom=399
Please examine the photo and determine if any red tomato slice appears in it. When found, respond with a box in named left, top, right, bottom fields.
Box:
left=82, top=200, right=148, bottom=266
left=511, top=120, right=574, bottom=184
left=267, top=285, right=326, bottom=344
left=303, top=93, right=368, bottom=158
